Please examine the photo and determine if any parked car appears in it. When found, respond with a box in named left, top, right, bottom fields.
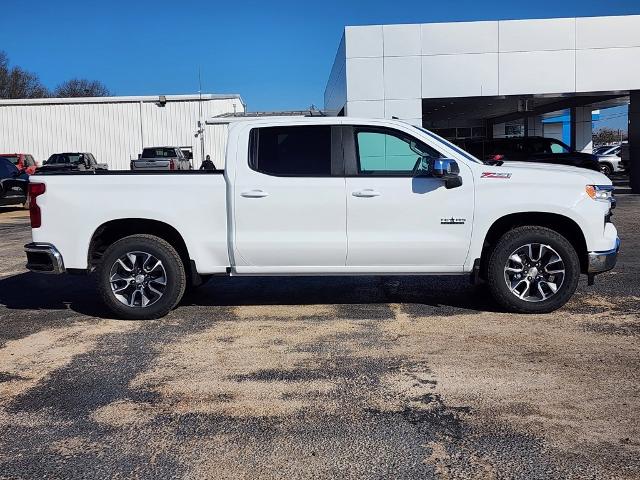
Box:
left=462, top=137, right=600, bottom=171
left=0, top=153, right=38, bottom=175
left=594, top=145, right=620, bottom=156
left=595, top=145, right=624, bottom=176
left=130, top=147, right=192, bottom=171
left=0, top=157, right=29, bottom=207
left=24, top=117, right=618, bottom=320
left=38, top=152, right=108, bottom=173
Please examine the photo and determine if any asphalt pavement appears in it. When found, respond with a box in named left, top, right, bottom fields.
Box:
left=0, top=198, right=638, bottom=479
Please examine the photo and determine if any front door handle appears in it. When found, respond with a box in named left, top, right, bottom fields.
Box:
left=241, top=189, right=269, bottom=198
left=352, top=189, right=381, bottom=198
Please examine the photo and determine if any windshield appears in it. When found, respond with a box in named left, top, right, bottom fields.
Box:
left=412, top=126, right=484, bottom=164
left=593, top=146, right=611, bottom=155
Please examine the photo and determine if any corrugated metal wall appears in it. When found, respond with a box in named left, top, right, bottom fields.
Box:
left=0, top=97, right=242, bottom=170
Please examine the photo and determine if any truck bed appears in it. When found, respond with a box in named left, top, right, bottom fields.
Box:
left=29, top=171, right=230, bottom=274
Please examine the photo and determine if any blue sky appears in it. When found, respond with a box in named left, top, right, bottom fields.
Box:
left=2, top=0, right=638, bottom=129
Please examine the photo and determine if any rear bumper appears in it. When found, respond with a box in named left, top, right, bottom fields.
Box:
left=24, top=243, right=65, bottom=274
left=587, top=237, right=620, bottom=274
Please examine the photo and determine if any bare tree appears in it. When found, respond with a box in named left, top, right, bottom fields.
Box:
left=0, top=51, right=50, bottom=98
left=53, top=78, right=110, bottom=98
left=593, top=127, right=627, bottom=145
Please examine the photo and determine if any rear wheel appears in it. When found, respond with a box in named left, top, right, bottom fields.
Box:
left=97, top=235, right=186, bottom=320
left=487, top=226, right=580, bottom=313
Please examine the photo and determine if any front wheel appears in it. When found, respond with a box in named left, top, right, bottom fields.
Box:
left=599, top=163, right=613, bottom=176
left=97, top=235, right=186, bottom=320
left=486, top=226, right=580, bottom=313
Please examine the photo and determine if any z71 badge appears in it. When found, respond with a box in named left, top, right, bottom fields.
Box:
left=481, top=172, right=512, bottom=179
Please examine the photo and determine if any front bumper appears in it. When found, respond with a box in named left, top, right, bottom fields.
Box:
left=24, top=243, right=65, bottom=274
left=588, top=237, right=620, bottom=274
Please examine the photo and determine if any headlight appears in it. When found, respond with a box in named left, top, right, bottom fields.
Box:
left=586, top=185, right=614, bottom=202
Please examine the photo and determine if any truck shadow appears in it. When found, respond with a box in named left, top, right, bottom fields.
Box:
left=0, top=272, right=499, bottom=319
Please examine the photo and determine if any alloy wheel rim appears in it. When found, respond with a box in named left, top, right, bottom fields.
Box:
left=109, top=251, right=167, bottom=308
left=503, top=243, right=565, bottom=302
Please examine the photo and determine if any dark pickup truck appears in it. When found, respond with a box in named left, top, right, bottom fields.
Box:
left=38, top=152, right=108, bottom=173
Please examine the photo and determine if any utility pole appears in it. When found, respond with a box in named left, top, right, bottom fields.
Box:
left=198, top=68, right=205, bottom=166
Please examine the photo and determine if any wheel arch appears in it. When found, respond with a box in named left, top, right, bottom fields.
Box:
left=479, top=212, right=588, bottom=276
left=88, top=218, right=192, bottom=275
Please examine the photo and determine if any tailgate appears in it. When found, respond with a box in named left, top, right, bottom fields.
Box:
left=132, top=159, right=170, bottom=169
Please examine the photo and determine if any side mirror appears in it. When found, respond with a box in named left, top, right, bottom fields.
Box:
left=433, top=158, right=463, bottom=189
left=432, top=158, right=459, bottom=178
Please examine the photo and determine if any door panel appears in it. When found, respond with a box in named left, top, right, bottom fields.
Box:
left=233, top=125, right=347, bottom=271
left=346, top=176, right=473, bottom=269
left=345, top=126, right=474, bottom=271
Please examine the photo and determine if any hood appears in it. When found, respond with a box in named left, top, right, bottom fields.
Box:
left=495, top=161, right=611, bottom=185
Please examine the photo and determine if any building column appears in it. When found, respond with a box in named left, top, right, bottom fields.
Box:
left=527, top=116, right=543, bottom=137
left=484, top=119, right=494, bottom=139
left=570, top=107, right=593, bottom=153
left=630, top=91, right=640, bottom=194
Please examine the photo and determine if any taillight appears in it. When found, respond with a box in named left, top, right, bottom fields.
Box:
left=28, top=183, right=46, bottom=228
left=490, top=154, right=504, bottom=161
left=169, top=159, right=176, bottom=170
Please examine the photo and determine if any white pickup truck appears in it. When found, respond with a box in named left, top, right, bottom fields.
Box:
left=24, top=117, right=619, bottom=319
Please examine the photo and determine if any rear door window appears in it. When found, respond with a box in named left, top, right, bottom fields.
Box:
left=250, top=126, right=332, bottom=176
left=529, top=140, right=552, bottom=154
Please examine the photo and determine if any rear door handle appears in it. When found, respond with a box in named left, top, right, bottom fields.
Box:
left=352, top=189, right=381, bottom=198
left=241, top=189, right=269, bottom=198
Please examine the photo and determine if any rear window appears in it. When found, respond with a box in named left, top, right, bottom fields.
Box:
left=249, top=126, right=332, bottom=176
left=142, top=148, right=177, bottom=158
left=46, top=154, right=83, bottom=164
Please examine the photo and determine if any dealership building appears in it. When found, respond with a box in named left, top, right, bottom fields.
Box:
left=0, top=94, right=244, bottom=170
left=325, top=14, right=640, bottom=192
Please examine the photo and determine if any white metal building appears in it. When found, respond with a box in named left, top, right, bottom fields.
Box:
left=0, top=94, right=245, bottom=170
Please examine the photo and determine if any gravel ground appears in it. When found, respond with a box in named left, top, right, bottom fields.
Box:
left=0, top=198, right=638, bottom=479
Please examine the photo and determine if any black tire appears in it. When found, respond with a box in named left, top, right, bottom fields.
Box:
left=599, top=163, right=613, bottom=176
left=487, top=226, right=580, bottom=314
left=97, top=234, right=186, bottom=320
